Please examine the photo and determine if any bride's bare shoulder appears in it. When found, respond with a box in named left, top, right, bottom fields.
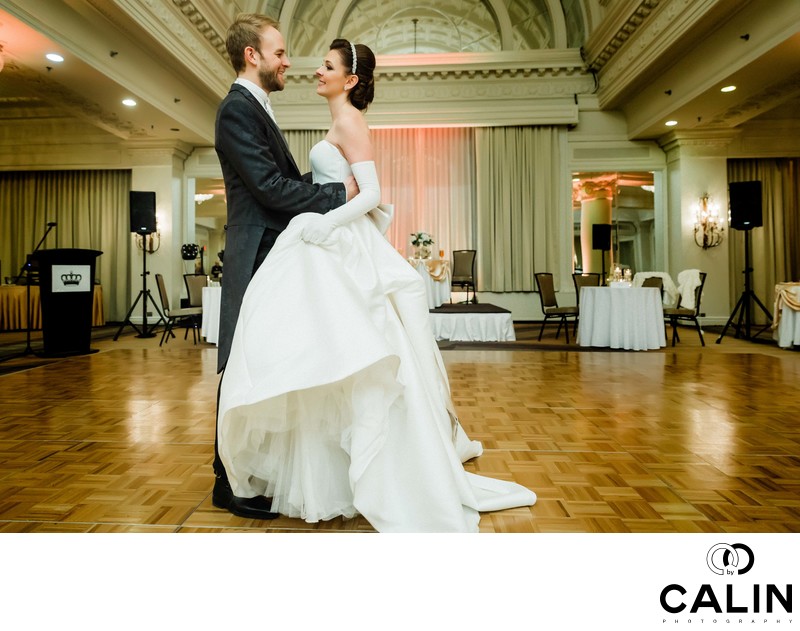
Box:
left=330, top=107, right=372, bottom=162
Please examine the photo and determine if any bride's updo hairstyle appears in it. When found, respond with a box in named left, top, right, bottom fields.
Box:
left=330, top=38, right=375, bottom=111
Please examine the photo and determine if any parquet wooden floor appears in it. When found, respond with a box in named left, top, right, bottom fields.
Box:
left=1, top=324, right=798, bottom=533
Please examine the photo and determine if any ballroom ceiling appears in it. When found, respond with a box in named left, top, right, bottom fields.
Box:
left=1, top=0, right=799, bottom=221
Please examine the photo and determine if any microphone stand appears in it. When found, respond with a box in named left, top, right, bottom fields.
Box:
left=1, top=222, right=57, bottom=362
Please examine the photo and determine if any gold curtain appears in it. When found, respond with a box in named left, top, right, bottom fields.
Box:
left=475, top=126, right=565, bottom=292
left=727, top=159, right=800, bottom=323
left=0, top=170, right=131, bottom=321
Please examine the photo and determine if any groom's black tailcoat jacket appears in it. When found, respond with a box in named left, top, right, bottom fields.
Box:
left=214, top=83, right=345, bottom=373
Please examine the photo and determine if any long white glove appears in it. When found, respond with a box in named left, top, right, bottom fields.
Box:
left=300, top=161, right=381, bottom=244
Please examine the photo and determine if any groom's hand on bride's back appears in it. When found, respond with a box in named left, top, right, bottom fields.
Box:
left=344, top=175, right=359, bottom=201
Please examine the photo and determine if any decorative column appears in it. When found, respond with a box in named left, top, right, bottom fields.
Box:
left=576, top=179, right=615, bottom=277
left=658, top=131, right=736, bottom=323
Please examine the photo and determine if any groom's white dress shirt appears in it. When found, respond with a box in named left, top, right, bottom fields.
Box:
left=234, top=77, right=278, bottom=124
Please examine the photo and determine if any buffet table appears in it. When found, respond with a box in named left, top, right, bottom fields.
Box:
left=0, top=284, right=105, bottom=331
left=773, top=282, right=800, bottom=349
left=409, top=258, right=451, bottom=309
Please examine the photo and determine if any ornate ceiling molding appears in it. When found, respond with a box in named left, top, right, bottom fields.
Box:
left=3, top=58, right=150, bottom=140
left=582, top=0, right=661, bottom=72
left=104, top=0, right=231, bottom=95
left=583, top=0, right=730, bottom=109
left=170, top=0, right=229, bottom=61
left=657, top=129, right=740, bottom=157
left=276, top=52, right=592, bottom=129
left=705, top=71, right=800, bottom=129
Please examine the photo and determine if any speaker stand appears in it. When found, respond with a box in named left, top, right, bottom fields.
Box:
left=716, top=228, right=772, bottom=343
left=114, top=235, right=165, bottom=340
left=599, top=248, right=608, bottom=286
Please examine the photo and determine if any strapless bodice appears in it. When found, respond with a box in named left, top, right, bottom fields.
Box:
left=310, top=140, right=352, bottom=185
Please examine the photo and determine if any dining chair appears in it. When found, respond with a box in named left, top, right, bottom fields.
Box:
left=572, top=272, right=601, bottom=334
left=183, top=273, right=206, bottom=308
left=183, top=273, right=206, bottom=339
left=450, top=249, right=477, bottom=304
left=663, top=271, right=707, bottom=346
left=641, top=276, right=664, bottom=302
left=535, top=272, right=578, bottom=344
left=155, top=273, right=202, bottom=346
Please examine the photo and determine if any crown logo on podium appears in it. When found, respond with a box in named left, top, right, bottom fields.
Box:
left=61, top=271, right=82, bottom=286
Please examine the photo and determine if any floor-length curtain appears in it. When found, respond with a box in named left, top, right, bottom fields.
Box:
left=727, top=159, right=800, bottom=323
left=287, top=128, right=476, bottom=260
left=285, top=129, right=326, bottom=175
left=475, top=126, right=565, bottom=292
left=372, top=128, right=476, bottom=259
left=0, top=170, right=131, bottom=321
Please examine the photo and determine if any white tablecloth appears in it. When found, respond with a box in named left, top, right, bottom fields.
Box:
left=773, top=282, right=800, bottom=348
left=430, top=311, right=515, bottom=342
left=201, top=286, right=221, bottom=345
left=409, top=258, right=451, bottom=309
left=577, top=286, right=666, bottom=350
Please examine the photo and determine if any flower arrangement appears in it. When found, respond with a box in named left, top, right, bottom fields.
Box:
left=410, top=232, right=434, bottom=247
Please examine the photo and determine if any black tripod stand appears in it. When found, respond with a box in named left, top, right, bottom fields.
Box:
left=114, top=233, right=165, bottom=340
left=0, top=222, right=57, bottom=363
left=716, top=227, right=772, bottom=343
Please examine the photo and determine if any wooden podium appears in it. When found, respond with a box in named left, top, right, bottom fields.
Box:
left=31, top=248, right=102, bottom=356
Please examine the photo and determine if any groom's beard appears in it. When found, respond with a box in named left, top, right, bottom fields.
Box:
left=260, top=67, right=284, bottom=93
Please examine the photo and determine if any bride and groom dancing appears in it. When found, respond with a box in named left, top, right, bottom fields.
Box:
left=212, top=13, right=536, bottom=532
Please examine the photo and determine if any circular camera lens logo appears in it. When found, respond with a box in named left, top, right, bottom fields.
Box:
left=706, top=543, right=754, bottom=576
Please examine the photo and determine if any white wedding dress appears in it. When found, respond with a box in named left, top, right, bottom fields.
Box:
left=218, top=140, right=536, bottom=532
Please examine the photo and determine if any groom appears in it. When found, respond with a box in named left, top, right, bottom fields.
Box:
left=213, top=13, right=356, bottom=519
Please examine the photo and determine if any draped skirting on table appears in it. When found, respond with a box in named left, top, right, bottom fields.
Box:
left=0, top=285, right=105, bottom=331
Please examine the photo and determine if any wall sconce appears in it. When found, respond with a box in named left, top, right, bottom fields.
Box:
left=136, top=212, right=161, bottom=254
left=135, top=231, right=160, bottom=254
left=194, top=193, right=214, bottom=204
left=694, top=194, right=724, bottom=249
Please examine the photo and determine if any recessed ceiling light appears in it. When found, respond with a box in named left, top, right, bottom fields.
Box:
left=122, top=98, right=137, bottom=107
left=665, top=120, right=678, bottom=127
left=46, top=53, right=64, bottom=63
left=720, top=85, right=737, bottom=93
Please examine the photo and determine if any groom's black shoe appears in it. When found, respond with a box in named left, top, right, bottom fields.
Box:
left=212, top=477, right=279, bottom=520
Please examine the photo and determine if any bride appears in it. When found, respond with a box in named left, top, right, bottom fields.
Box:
left=218, top=39, right=536, bottom=532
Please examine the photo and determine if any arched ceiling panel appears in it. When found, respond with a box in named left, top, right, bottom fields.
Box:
left=561, top=0, right=587, bottom=48
left=286, top=0, right=336, bottom=56
left=293, top=0, right=503, bottom=55
left=506, top=0, right=554, bottom=49
left=258, top=0, right=593, bottom=51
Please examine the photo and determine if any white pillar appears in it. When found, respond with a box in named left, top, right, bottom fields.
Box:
left=128, top=144, right=190, bottom=323
left=659, top=132, right=736, bottom=323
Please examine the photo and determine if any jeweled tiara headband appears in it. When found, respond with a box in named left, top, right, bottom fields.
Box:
left=350, top=42, right=357, bottom=74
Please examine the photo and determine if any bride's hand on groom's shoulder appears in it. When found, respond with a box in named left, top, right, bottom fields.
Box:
left=300, top=214, right=338, bottom=245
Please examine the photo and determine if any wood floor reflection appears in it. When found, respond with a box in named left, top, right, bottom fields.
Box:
left=1, top=325, right=798, bottom=533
